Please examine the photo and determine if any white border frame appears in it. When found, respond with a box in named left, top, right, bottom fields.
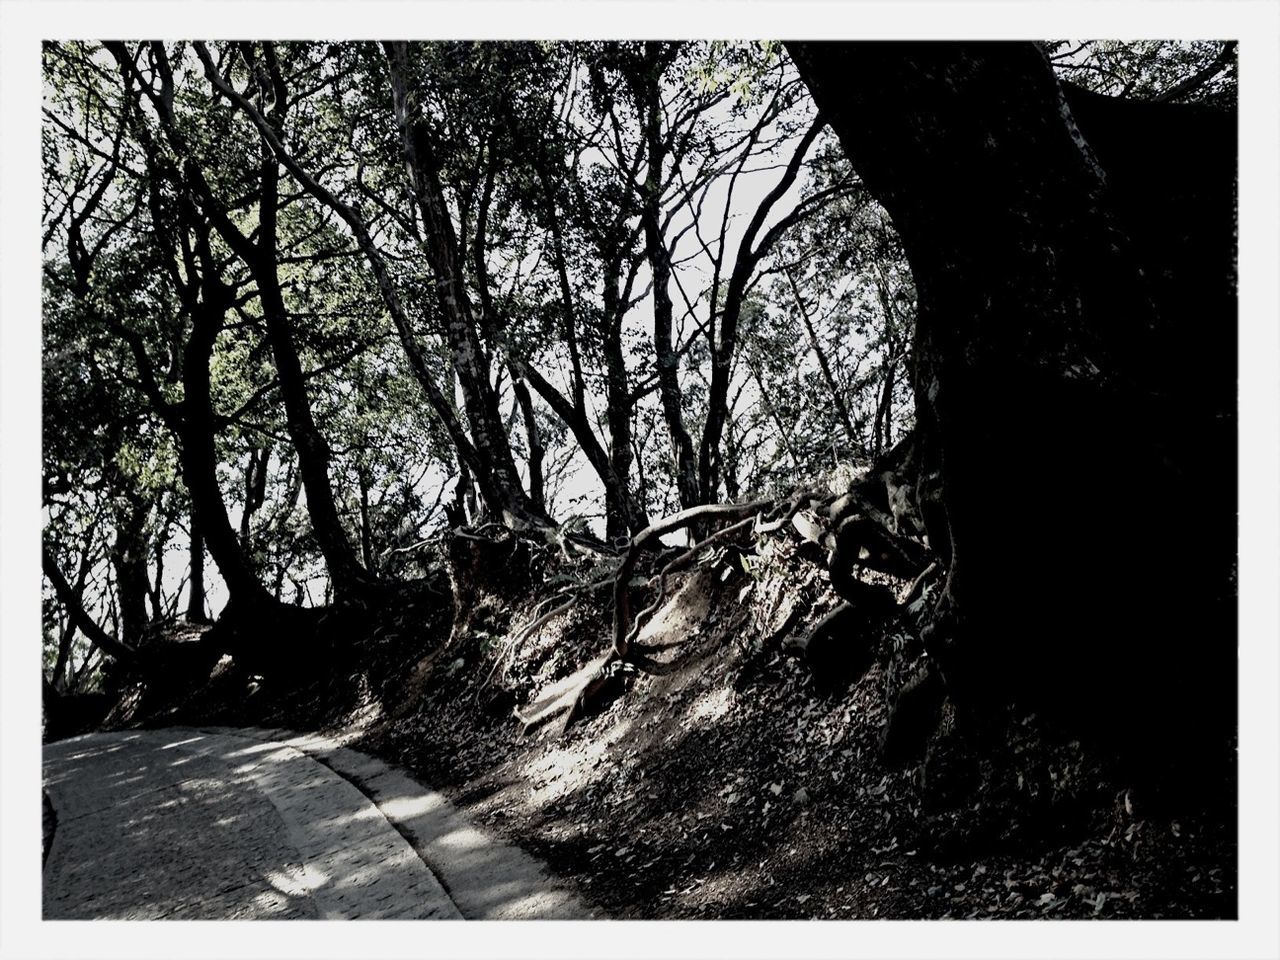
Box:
left=3, top=3, right=1277, bottom=959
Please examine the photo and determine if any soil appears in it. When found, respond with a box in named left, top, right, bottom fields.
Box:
left=82, top=519, right=1237, bottom=921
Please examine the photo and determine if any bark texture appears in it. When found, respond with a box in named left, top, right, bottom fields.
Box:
left=787, top=41, right=1236, bottom=773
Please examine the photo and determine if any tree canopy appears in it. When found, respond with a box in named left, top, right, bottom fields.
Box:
left=42, top=38, right=1234, bottom=721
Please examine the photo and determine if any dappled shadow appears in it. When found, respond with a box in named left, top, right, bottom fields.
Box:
left=44, top=732, right=319, bottom=920
left=42, top=731, right=456, bottom=920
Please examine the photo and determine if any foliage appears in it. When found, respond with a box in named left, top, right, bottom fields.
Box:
left=40, top=38, right=1231, bottom=677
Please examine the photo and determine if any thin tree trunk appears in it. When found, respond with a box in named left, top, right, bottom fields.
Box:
left=784, top=266, right=861, bottom=451
left=602, top=278, right=648, bottom=539
left=699, top=117, right=827, bottom=503
left=239, top=443, right=268, bottom=546
left=383, top=41, right=545, bottom=529
left=510, top=374, right=546, bottom=514
left=110, top=489, right=151, bottom=649
left=149, top=510, right=171, bottom=621
left=186, top=512, right=208, bottom=622
left=746, top=354, right=801, bottom=475
left=871, top=355, right=898, bottom=459
left=49, top=547, right=93, bottom=691
left=636, top=45, right=699, bottom=511
left=358, top=469, right=376, bottom=575
left=43, top=548, right=136, bottom=664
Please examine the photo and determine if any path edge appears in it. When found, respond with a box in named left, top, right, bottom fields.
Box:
left=191, top=725, right=591, bottom=921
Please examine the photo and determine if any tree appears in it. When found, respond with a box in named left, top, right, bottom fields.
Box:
left=787, top=41, right=1236, bottom=770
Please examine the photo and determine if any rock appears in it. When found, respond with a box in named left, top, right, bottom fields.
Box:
left=792, top=787, right=810, bottom=805
left=790, top=510, right=826, bottom=545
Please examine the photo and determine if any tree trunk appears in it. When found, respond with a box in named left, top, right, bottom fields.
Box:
left=787, top=41, right=1236, bottom=770
left=49, top=546, right=94, bottom=691
left=383, top=42, right=546, bottom=530
left=186, top=512, right=208, bottom=623
left=510, top=374, right=545, bottom=515
left=601, top=305, right=638, bottom=540
left=785, top=266, right=862, bottom=452
left=110, top=489, right=151, bottom=649
left=872, top=354, right=897, bottom=459
left=149, top=508, right=171, bottom=621
left=254, top=140, right=373, bottom=600
left=43, top=549, right=136, bottom=664
left=180, top=279, right=275, bottom=612
left=239, top=443, right=268, bottom=547
left=636, top=46, right=700, bottom=511
left=358, top=468, right=376, bottom=575
left=699, top=117, right=827, bottom=503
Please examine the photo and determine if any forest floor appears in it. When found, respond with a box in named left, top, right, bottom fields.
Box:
left=83, top=522, right=1236, bottom=921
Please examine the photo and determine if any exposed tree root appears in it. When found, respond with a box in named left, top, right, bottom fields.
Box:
left=512, top=651, right=615, bottom=734
left=626, top=516, right=756, bottom=658
left=898, top=560, right=940, bottom=607
left=481, top=576, right=614, bottom=701
left=511, top=475, right=935, bottom=735
left=535, top=494, right=817, bottom=732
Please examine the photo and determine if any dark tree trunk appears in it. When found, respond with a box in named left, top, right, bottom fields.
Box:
left=872, top=355, right=897, bottom=459
left=358, top=468, right=376, bottom=575
left=110, top=489, right=151, bottom=649
left=149, top=508, right=172, bottom=621
left=254, top=141, right=373, bottom=601
left=602, top=306, right=638, bottom=541
left=239, top=443, right=269, bottom=547
left=636, top=45, right=700, bottom=511
left=699, top=117, right=827, bottom=503
left=186, top=512, right=209, bottom=623
left=49, top=546, right=94, bottom=691
left=445, top=459, right=474, bottom=529
left=384, top=42, right=547, bottom=530
left=788, top=41, right=1236, bottom=772
left=43, top=549, right=136, bottom=665
left=510, top=375, right=546, bottom=515
left=179, top=272, right=275, bottom=612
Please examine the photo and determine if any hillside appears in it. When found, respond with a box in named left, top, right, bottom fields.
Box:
left=68, top=475, right=1235, bottom=920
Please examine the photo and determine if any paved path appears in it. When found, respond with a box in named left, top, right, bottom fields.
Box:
left=43, top=727, right=586, bottom=920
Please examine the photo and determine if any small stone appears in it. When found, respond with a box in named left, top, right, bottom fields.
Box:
left=792, top=787, right=810, bottom=805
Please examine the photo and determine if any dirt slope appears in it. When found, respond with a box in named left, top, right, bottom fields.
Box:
left=95, top=518, right=1235, bottom=920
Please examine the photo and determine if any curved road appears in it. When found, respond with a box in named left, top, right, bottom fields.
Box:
left=42, top=727, right=584, bottom=921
